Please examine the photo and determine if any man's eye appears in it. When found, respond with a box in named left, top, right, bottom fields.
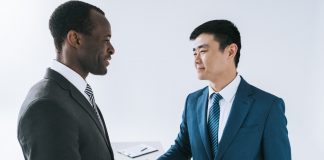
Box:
left=200, top=50, right=206, bottom=54
left=104, top=37, right=111, bottom=41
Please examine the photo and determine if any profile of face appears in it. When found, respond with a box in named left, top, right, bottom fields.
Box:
left=77, top=10, right=115, bottom=76
left=193, top=33, right=235, bottom=82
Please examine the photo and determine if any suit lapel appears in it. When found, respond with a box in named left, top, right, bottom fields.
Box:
left=196, top=87, right=213, bottom=160
left=69, top=88, right=109, bottom=141
left=217, top=78, right=254, bottom=159
left=45, top=68, right=111, bottom=148
left=97, top=108, right=114, bottom=159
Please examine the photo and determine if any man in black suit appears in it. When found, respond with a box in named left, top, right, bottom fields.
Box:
left=18, top=1, right=115, bottom=160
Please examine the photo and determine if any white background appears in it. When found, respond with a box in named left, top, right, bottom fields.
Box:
left=0, top=0, right=323, bottom=159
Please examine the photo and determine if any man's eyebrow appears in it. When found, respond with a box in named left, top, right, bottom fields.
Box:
left=193, top=44, right=209, bottom=51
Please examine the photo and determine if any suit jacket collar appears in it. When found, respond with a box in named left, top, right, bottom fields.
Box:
left=196, top=77, right=254, bottom=160
left=50, top=60, right=87, bottom=96
left=44, top=68, right=112, bottom=150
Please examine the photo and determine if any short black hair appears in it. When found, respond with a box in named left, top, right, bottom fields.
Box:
left=190, top=20, right=241, bottom=67
left=49, top=1, right=105, bottom=53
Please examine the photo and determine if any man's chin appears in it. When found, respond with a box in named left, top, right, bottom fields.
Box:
left=197, top=75, right=206, bottom=80
left=91, top=68, right=107, bottom=75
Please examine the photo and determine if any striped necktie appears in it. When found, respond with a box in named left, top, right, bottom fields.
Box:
left=208, top=93, right=222, bottom=159
left=85, top=84, right=105, bottom=131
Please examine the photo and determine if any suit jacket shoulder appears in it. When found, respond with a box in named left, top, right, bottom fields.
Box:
left=19, top=77, right=68, bottom=118
left=248, top=82, right=282, bottom=101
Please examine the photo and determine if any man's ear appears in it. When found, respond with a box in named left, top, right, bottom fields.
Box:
left=66, top=30, right=80, bottom=48
left=227, top=43, right=238, bottom=60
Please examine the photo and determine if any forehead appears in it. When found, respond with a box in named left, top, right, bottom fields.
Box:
left=89, top=10, right=111, bottom=35
left=192, top=33, right=219, bottom=48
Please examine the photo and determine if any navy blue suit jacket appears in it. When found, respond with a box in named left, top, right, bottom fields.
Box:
left=159, top=78, right=291, bottom=160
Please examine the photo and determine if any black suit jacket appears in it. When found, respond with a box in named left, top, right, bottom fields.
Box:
left=18, top=68, right=114, bottom=160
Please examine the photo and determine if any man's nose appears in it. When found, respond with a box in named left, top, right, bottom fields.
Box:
left=108, top=43, right=115, bottom=55
left=194, top=53, right=201, bottom=63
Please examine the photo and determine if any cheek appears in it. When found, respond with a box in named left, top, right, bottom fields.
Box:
left=99, top=44, right=107, bottom=55
left=202, top=55, right=212, bottom=66
left=205, top=56, right=222, bottom=70
left=199, top=55, right=207, bottom=64
left=93, top=46, right=103, bottom=58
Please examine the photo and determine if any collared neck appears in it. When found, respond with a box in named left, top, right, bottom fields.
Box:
left=208, top=74, right=241, bottom=102
left=50, top=60, right=88, bottom=98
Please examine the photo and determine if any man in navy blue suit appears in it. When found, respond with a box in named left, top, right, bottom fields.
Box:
left=158, top=20, right=291, bottom=160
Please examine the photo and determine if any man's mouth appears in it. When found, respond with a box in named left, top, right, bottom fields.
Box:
left=104, top=57, right=111, bottom=66
left=196, top=66, right=205, bottom=70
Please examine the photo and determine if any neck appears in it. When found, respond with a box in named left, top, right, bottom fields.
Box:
left=56, top=55, right=88, bottom=79
left=209, top=71, right=237, bottom=92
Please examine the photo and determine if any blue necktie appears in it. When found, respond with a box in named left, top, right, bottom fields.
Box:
left=208, top=93, right=222, bottom=159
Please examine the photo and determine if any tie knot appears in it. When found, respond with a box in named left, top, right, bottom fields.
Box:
left=211, top=93, right=222, bottom=104
left=85, top=84, right=94, bottom=97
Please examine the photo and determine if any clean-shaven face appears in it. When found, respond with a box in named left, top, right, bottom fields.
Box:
left=78, top=10, right=115, bottom=76
left=192, top=33, right=230, bottom=82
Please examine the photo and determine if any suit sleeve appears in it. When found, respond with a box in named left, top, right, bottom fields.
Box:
left=18, top=99, right=81, bottom=160
left=158, top=96, right=192, bottom=160
left=262, top=98, right=291, bottom=160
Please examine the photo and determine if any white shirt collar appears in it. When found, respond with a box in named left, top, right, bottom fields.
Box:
left=208, top=74, right=241, bottom=102
left=50, top=60, right=88, bottom=96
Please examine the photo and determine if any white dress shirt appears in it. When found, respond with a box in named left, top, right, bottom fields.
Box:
left=50, top=60, right=91, bottom=104
left=207, top=74, right=241, bottom=143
